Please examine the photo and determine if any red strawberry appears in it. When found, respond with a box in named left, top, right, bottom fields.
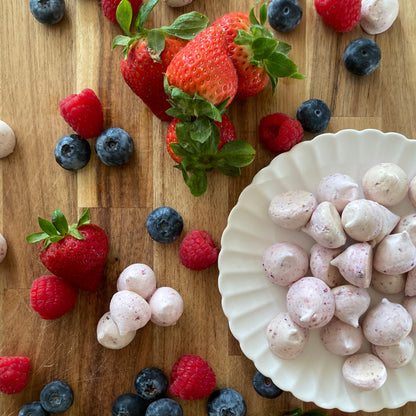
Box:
left=0, top=356, right=30, bottom=394
left=166, top=114, right=236, bottom=164
left=166, top=25, right=238, bottom=107
left=59, top=88, right=104, bottom=139
left=179, top=230, right=220, bottom=270
left=26, top=209, right=109, bottom=292
left=212, top=3, right=304, bottom=98
left=102, top=0, right=142, bottom=24
left=169, top=354, right=216, bottom=400
left=30, top=275, right=78, bottom=319
left=258, top=112, right=304, bottom=153
left=315, top=0, right=362, bottom=32
left=113, top=0, right=209, bottom=121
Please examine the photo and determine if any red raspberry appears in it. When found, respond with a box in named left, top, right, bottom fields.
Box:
left=259, top=112, right=304, bottom=153
left=30, top=275, right=78, bottom=320
left=0, top=356, right=30, bottom=394
left=314, top=0, right=361, bottom=32
left=179, top=230, right=220, bottom=271
left=169, top=354, right=216, bottom=400
left=59, top=88, right=104, bottom=139
left=101, top=0, right=143, bottom=24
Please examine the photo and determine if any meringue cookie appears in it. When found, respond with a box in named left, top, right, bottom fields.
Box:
left=360, top=0, right=399, bottom=35
left=262, top=242, right=309, bottom=286
left=286, top=276, right=335, bottom=329
left=148, top=287, right=184, bottom=326
left=96, top=312, right=136, bottom=349
left=309, top=244, right=344, bottom=287
left=341, top=199, right=382, bottom=242
left=404, top=266, right=416, bottom=297
left=402, top=296, right=416, bottom=332
left=320, top=317, right=364, bottom=356
left=302, top=201, right=346, bottom=249
left=394, top=213, right=416, bottom=246
left=363, top=298, right=412, bottom=346
left=109, top=290, right=151, bottom=336
left=362, top=162, right=408, bottom=206
left=268, top=190, right=317, bottom=230
left=370, top=203, right=400, bottom=246
left=342, top=353, right=387, bottom=391
left=0, top=120, right=16, bottom=158
left=409, top=175, right=416, bottom=208
left=266, top=311, right=309, bottom=360
left=332, top=284, right=371, bottom=328
left=330, top=242, right=373, bottom=288
left=372, top=336, right=415, bottom=369
left=316, top=173, right=360, bottom=212
left=373, top=230, right=416, bottom=275
left=0, top=233, right=7, bottom=263
left=371, top=269, right=405, bottom=295
left=117, top=263, right=157, bottom=300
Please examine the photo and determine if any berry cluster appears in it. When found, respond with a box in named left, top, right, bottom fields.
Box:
left=56, top=88, right=134, bottom=170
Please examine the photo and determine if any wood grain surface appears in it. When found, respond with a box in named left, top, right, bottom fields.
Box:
left=1, top=0, right=416, bottom=415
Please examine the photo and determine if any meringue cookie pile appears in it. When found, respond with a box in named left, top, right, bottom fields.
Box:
left=97, top=263, right=184, bottom=349
left=264, top=162, right=416, bottom=391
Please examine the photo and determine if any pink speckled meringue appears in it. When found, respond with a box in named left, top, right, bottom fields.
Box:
left=302, top=201, right=346, bottom=249
left=309, top=244, right=344, bottom=288
left=404, top=266, right=416, bottom=297
left=148, top=287, right=184, bottom=326
left=0, top=120, right=16, bottom=158
left=394, top=213, right=416, bottom=246
left=262, top=242, right=309, bottom=286
left=286, top=277, right=335, bottom=329
left=360, top=0, right=399, bottom=35
left=362, top=162, right=408, bottom=207
left=370, top=203, right=400, bottom=246
left=320, top=317, right=364, bottom=356
left=409, top=176, right=416, bottom=208
left=373, top=231, right=416, bottom=275
left=316, top=173, right=360, bottom=212
left=372, top=336, right=415, bottom=369
left=96, top=312, right=136, bottom=350
left=342, top=353, right=387, bottom=391
left=268, top=190, right=317, bottom=230
left=332, top=284, right=371, bottom=328
left=371, top=269, right=405, bottom=295
left=109, top=290, right=151, bottom=336
left=266, top=311, right=309, bottom=360
left=0, top=233, right=7, bottom=263
left=363, top=298, right=412, bottom=346
left=117, top=263, right=157, bottom=300
left=402, top=296, right=416, bottom=332
left=330, top=242, right=373, bottom=289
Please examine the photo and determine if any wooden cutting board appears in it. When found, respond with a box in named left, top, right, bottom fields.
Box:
left=1, top=0, right=416, bottom=415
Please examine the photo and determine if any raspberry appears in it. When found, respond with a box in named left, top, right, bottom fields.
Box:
left=258, top=112, right=304, bottom=153
left=314, top=0, right=361, bottom=32
left=101, top=0, right=143, bottom=24
left=30, top=275, right=78, bottom=320
left=179, top=230, right=220, bottom=271
left=169, top=354, right=216, bottom=400
left=0, top=356, right=30, bottom=394
left=59, top=88, right=104, bottom=139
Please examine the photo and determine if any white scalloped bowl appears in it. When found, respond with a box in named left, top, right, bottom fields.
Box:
left=218, top=129, right=416, bottom=412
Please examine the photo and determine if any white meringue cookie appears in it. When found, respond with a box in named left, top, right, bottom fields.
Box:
left=370, top=203, right=400, bottom=246
left=371, top=269, right=406, bottom=295
left=360, top=0, right=399, bottom=35
left=117, top=263, right=157, bottom=300
left=402, top=296, right=416, bottom=332
left=372, top=336, right=415, bottom=369
left=148, top=287, right=184, bottom=326
left=0, top=120, right=16, bottom=158
left=405, top=266, right=416, bottom=297
left=96, top=312, right=136, bottom=349
left=109, top=290, right=151, bottom=336
left=394, top=213, right=416, bottom=246
left=309, top=244, right=344, bottom=288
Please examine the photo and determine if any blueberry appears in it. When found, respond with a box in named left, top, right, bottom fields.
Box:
left=95, top=127, right=134, bottom=166
left=55, top=134, right=91, bottom=171
left=207, top=388, right=247, bottom=416
left=112, top=393, right=147, bottom=416
left=145, top=398, right=183, bottom=416
left=29, top=0, right=65, bottom=25
left=252, top=370, right=283, bottom=399
left=18, top=401, right=50, bottom=416
left=146, top=207, right=183, bottom=243
left=39, top=381, right=74, bottom=414
left=296, top=99, right=331, bottom=133
left=268, top=0, right=302, bottom=33
left=134, top=367, right=169, bottom=402
left=343, top=38, right=381, bottom=76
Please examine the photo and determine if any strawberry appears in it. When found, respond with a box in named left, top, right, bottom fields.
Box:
left=212, top=3, right=305, bottom=98
left=166, top=114, right=236, bottom=164
left=26, top=209, right=109, bottom=292
left=102, top=0, right=142, bottom=24
left=112, top=0, right=209, bottom=121
left=0, top=356, right=30, bottom=394
left=315, top=0, right=361, bottom=32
